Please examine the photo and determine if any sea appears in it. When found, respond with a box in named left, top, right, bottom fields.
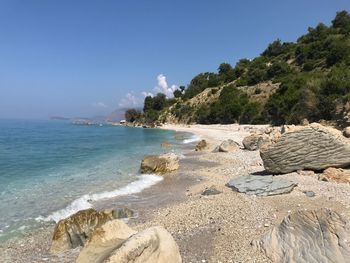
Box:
left=0, top=119, right=199, bottom=242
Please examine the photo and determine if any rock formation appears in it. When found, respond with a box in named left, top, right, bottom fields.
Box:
left=104, top=226, right=182, bottom=263
left=254, top=209, right=350, bottom=263
left=260, top=123, right=350, bottom=174
left=344, top=126, right=350, bottom=138
left=242, top=134, right=268, bottom=151
left=77, top=224, right=182, bottom=263
left=227, top=175, right=296, bottom=196
left=195, top=140, right=207, bottom=151
left=76, top=219, right=137, bottom=263
left=50, top=209, right=116, bottom=253
left=141, top=153, right=179, bottom=174
left=319, top=167, right=350, bottom=183
left=215, top=139, right=240, bottom=152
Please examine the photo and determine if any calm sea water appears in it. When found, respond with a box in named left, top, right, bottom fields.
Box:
left=0, top=119, right=196, bottom=242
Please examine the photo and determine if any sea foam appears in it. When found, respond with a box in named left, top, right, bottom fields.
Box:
left=183, top=135, right=201, bottom=144
left=36, top=174, right=163, bottom=223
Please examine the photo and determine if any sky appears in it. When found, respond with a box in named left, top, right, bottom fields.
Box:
left=0, top=0, right=349, bottom=119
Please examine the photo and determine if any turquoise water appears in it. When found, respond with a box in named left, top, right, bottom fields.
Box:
left=0, top=119, right=191, bottom=242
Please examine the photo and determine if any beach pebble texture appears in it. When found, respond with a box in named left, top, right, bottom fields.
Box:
left=227, top=175, right=297, bottom=196
left=140, top=153, right=179, bottom=174
left=260, top=123, right=350, bottom=174
left=254, top=208, right=350, bottom=263
left=50, top=208, right=116, bottom=254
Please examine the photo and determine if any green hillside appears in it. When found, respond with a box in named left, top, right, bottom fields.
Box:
left=127, top=10, right=350, bottom=127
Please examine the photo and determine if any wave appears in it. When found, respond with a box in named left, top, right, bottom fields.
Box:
left=36, top=174, right=163, bottom=223
left=183, top=135, right=201, bottom=144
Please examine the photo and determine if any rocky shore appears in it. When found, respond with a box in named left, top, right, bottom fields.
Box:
left=1, top=123, right=350, bottom=262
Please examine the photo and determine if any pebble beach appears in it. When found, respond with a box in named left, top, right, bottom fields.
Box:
left=2, top=123, right=350, bottom=262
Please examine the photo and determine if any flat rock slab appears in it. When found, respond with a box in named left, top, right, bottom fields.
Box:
left=227, top=175, right=296, bottom=196
left=260, top=123, right=350, bottom=174
left=254, top=209, right=350, bottom=263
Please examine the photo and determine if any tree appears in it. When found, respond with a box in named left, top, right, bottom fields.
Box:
left=143, top=96, right=153, bottom=112
left=218, top=63, right=235, bottom=83
left=125, top=108, right=141, bottom=122
left=332, top=10, right=350, bottom=34
left=152, top=93, right=166, bottom=111
left=262, top=39, right=284, bottom=57
left=173, top=89, right=182, bottom=98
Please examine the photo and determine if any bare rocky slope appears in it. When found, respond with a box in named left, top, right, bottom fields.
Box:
left=159, top=81, right=280, bottom=124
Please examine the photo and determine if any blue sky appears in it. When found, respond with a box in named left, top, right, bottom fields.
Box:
left=0, top=0, right=349, bottom=119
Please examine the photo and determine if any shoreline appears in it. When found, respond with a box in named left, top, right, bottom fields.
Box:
left=2, top=124, right=350, bottom=262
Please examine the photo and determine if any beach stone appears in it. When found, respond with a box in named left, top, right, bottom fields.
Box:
left=50, top=208, right=116, bottom=253
left=140, top=153, right=179, bottom=174
left=254, top=209, right=350, bottom=263
left=242, top=134, right=268, bottom=151
left=104, top=226, right=182, bottom=263
left=195, top=140, right=207, bottom=151
left=303, top=190, right=316, bottom=197
left=260, top=123, right=350, bottom=174
left=227, top=175, right=296, bottom=196
left=216, top=139, right=240, bottom=152
left=319, top=167, right=350, bottom=183
left=76, top=219, right=137, bottom=263
left=202, top=186, right=222, bottom=196
left=344, top=126, right=350, bottom=138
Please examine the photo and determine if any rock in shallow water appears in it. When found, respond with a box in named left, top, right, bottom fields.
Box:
left=260, top=123, right=350, bottom=174
left=50, top=208, right=116, bottom=253
left=253, top=209, right=350, bottom=263
left=227, top=175, right=296, bottom=196
left=140, top=153, right=179, bottom=174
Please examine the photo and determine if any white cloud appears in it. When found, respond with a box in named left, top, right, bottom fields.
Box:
left=142, top=91, right=154, bottom=97
left=118, top=92, right=142, bottom=108
left=92, top=102, right=108, bottom=108
left=117, top=74, right=178, bottom=109
left=153, top=74, right=178, bottom=98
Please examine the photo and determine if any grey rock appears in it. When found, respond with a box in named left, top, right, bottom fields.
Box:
left=260, top=123, right=350, bottom=174
left=227, top=175, right=296, bottom=196
left=201, top=186, right=222, bottom=196
left=303, top=190, right=315, bottom=197
left=253, top=209, right=350, bottom=263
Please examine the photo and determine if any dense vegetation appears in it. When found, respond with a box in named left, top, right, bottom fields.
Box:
left=126, top=11, right=350, bottom=126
